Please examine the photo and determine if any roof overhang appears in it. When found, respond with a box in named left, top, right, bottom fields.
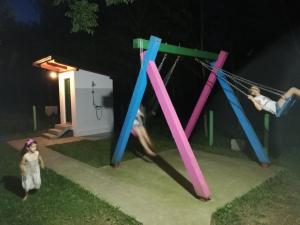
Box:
left=33, top=56, right=78, bottom=73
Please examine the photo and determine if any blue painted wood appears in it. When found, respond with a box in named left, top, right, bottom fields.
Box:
left=111, top=36, right=161, bottom=164
left=216, top=69, right=270, bottom=164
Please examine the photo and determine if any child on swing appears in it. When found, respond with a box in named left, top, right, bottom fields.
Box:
left=248, top=85, right=300, bottom=117
left=132, top=106, right=157, bottom=157
left=19, top=139, right=45, bottom=201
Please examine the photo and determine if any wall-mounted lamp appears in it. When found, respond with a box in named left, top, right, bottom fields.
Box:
left=49, top=71, right=58, bottom=79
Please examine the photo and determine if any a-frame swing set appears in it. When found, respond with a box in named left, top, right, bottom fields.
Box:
left=111, top=35, right=270, bottom=200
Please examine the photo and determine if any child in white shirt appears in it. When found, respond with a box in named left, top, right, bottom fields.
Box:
left=248, top=85, right=300, bottom=117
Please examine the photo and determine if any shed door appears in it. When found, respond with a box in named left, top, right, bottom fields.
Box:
left=64, top=78, right=72, bottom=123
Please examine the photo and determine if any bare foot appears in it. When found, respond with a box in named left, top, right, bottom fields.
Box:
left=22, top=194, right=28, bottom=201
left=144, top=148, right=157, bottom=157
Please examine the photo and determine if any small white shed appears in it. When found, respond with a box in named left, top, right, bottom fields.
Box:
left=33, top=56, right=114, bottom=137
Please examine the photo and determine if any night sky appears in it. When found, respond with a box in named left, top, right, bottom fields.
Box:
left=9, top=0, right=39, bottom=24
left=1, top=0, right=300, bottom=144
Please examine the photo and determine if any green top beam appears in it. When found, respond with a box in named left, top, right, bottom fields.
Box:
left=133, top=38, right=218, bottom=60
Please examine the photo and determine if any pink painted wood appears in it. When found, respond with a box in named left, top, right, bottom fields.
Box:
left=184, top=51, right=228, bottom=138
left=147, top=61, right=210, bottom=199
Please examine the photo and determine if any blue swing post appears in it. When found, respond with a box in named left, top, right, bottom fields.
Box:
left=111, top=36, right=161, bottom=165
left=216, top=69, right=271, bottom=165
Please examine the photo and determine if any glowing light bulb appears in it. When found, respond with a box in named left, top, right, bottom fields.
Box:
left=49, top=71, right=58, bottom=79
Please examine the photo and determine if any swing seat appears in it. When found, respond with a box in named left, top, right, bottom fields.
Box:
left=275, top=96, right=297, bottom=117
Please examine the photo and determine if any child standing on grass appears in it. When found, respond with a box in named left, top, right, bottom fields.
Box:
left=19, top=139, right=45, bottom=201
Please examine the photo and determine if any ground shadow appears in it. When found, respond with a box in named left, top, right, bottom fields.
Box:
left=1, top=175, right=24, bottom=198
left=109, top=127, right=153, bottom=164
left=130, top=148, right=152, bottom=163
left=149, top=155, right=200, bottom=199
left=237, top=142, right=260, bottom=163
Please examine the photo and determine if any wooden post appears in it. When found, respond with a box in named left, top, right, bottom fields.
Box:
left=264, top=113, right=270, bottom=154
left=216, top=69, right=270, bottom=164
left=133, top=38, right=218, bottom=60
left=209, top=110, right=213, bottom=146
left=33, top=105, right=37, bottom=131
left=184, top=51, right=228, bottom=138
left=204, top=111, right=208, bottom=138
left=112, top=36, right=161, bottom=165
left=147, top=60, right=211, bottom=199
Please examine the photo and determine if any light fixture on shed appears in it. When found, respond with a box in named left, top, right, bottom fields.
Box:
left=49, top=71, right=58, bottom=79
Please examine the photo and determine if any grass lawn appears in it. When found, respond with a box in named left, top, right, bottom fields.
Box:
left=49, top=124, right=300, bottom=225
left=50, top=136, right=178, bottom=167
left=212, top=147, right=300, bottom=225
left=49, top=117, right=238, bottom=168
left=0, top=142, right=141, bottom=225
left=50, top=124, right=178, bottom=168
left=49, top=135, right=245, bottom=168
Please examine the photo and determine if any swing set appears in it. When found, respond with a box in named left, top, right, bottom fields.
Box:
left=197, top=60, right=297, bottom=117
left=111, top=35, right=271, bottom=200
left=148, top=54, right=181, bottom=116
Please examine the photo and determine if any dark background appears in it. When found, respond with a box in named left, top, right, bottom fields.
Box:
left=1, top=0, right=300, bottom=151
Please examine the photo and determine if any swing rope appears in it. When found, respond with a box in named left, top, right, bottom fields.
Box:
left=139, top=39, right=143, bottom=68
left=163, top=56, right=181, bottom=86
left=138, top=40, right=168, bottom=72
left=209, top=68, right=250, bottom=97
left=194, top=58, right=249, bottom=96
left=195, top=59, right=285, bottom=97
left=157, top=54, right=168, bottom=72
left=221, top=70, right=284, bottom=96
left=197, top=59, right=285, bottom=95
left=150, top=55, right=181, bottom=115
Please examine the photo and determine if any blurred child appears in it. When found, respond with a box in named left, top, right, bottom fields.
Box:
left=132, top=107, right=157, bottom=157
left=19, top=139, right=45, bottom=201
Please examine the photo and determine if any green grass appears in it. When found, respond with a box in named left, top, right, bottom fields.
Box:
left=49, top=135, right=248, bottom=169
left=49, top=118, right=244, bottom=168
left=48, top=117, right=300, bottom=225
left=50, top=123, right=177, bottom=168
left=2, top=97, right=299, bottom=225
left=212, top=147, right=300, bottom=225
left=0, top=142, right=141, bottom=225
left=50, top=137, right=176, bottom=168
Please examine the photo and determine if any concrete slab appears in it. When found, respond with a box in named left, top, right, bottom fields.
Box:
left=8, top=138, right=281, bottom=225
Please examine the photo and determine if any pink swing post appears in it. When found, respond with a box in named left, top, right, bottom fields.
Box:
left=184, top=51, right=228, bottom=138
left=146, top=60, right=210, bottom=199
